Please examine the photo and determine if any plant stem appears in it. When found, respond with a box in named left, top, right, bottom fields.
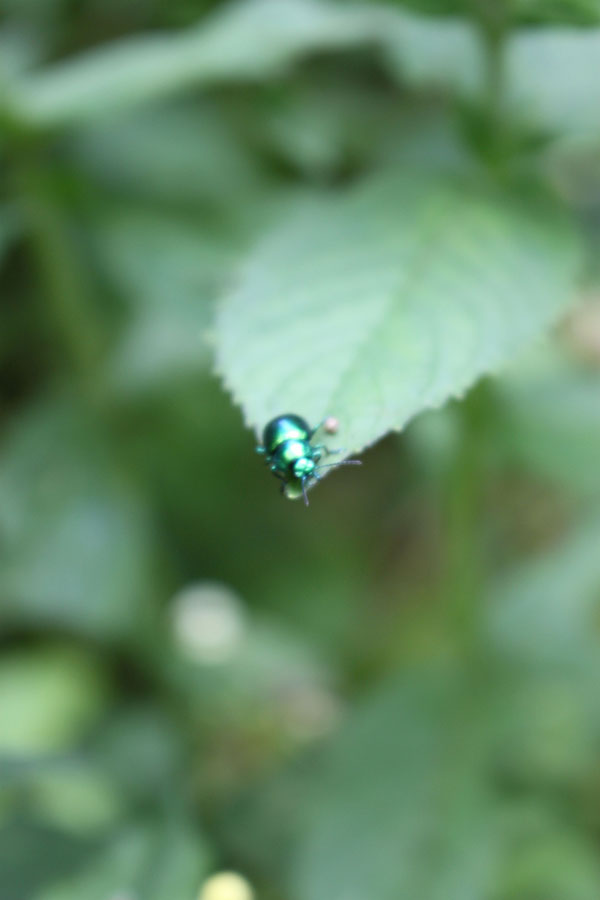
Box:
left=11, top=142, right=104, bottom=392
left=473, top=0, right=509, bottom=167
left=442, top=394, right=487, bottom=655
left=485, top=26, right=505, bottom=161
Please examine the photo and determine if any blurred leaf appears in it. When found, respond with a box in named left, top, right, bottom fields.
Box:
left=0, top=27, right=44, bottom=82
left=507, top=26, right=600, bottom=137
left=68, top=101, right=260, bottom=207
left=216, top=169, right=580, bottom=456
left=253, top=77, right=397, bottom=177
left=382, top=12, right=600, bottom=139
left=252, top=78, right=471, bottom=178
left=218, top=756, right=317, bottom=881
left=496, top=344, right=600, bottom=494
left=373, top=103, right=473, bottom=171
left=171, top=603, right=341, bottom=755
left=9, top=0, right=383, bottom=127
left=0, top=822, right=93, bottom=900
left=29, top=763, right=123, bottom=835
left=380, top=8, right=482, bottom=96
left=36, top=820, right=211, bottom=900
left=501, top=831, right=600, bottom=900
left=385, top=0, right=600, bottom=25
left=487, top=514, right=600, bottom=666
left=544, top=135, right=600, bottom=209
left=497, top=804, right=600, bottom=900
left=92, top=186, right=308, bottom=391
left=405, top=402, right=463, bottom=481
left=147, top=822, right=211, bottom=900
left=0, top=396, right=155, bottom=637
left=7, top=0, right=600, bottom=146
left=382, top=10, right=600, bottom=139
left=97, top=706, right=186, bottom=803
left=1, top=0, right=64, bottom=27
left=93, top=210, right=233, bottom=391
left=510, top=0, right=600, bottom=25
left=496, top=670, right=600, bottom=784
left=485, top=516, right=600, bottom=787
left=291, top=667, right=500, bottom=900
left=0, top=645, right=109, bottom=757
left=5, top=0, right=485, bottom=131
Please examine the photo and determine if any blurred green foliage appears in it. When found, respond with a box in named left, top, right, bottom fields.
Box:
left=1, top=1, right=600, bottom=899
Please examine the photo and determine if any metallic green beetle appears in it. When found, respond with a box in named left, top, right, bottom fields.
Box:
left=256, top=413, right=360, bottom=505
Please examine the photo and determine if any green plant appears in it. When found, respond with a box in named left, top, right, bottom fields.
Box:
left=1, top=1, right=600, bottom=899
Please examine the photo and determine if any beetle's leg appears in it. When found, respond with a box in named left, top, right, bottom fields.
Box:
left=315, top=459, right=362, bottom=475
left=312, top=441, right=344, bottom=458
left=311, top=443, right=338, bottom=461
left=308, top=420, right=327, bottom=440
left=301, top=477, right=310, bottom=506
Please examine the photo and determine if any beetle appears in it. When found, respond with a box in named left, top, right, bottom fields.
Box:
left=256, top=413, right=360, bottom=505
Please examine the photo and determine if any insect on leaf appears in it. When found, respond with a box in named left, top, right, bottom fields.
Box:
left=215, top=169, right=582, bottom=455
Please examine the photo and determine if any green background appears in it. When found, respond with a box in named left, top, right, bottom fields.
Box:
left=2, top=0, right=600, bottom=898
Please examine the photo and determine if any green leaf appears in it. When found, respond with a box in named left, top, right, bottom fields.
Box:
left=290, top=667, right=500, bottom=900
left=92, top=186, right=306, bottom=392
left=485, top=517, right=600, bottom=785
left=28, top=763, right=124, bottom=836
left=215, top=170, right=581, bottom=455
left=0, top=645, right=109, bottom=757
left=498, top=818, right=600, bottom=900
left=93, top=210, right=233, bottom=391
left=383, top=11, right=600, bottom=139
left=373, top=104, right=473, bottom=172
left=495, top=344, right=600, bottom=495
left=96, top=706, right=186, bottom=803
left=544, top=134, right=600, bottom=209
left=382, top=12, right=600, bottom=137
left=380, top=8, right=482, bottom=96
left=68, top=101, right=259, bottom=207
left=251, top=75, right=397, bottom=177
left=0, top=822, right=92, bottom=900
left=0, top=27, right=43, bottom=82
left=510, top=0, right=600, bottom=26
left=496, top=668, right=600, bottom=784
left=250, top=76, right=470, bottom=179
left=486, top=515, right=600, bottom=666
left=10, top=0, right=382, bottom=128
left=8, top=0, right=600, bottom=143
left=507, top=26, right=600, bottom=137
left=0, top=396, right=154, bottom=637
left=6, top=0, right=485, bottom=131
left=385, top=0, right=600, bottom=25
left=36, top=821, right=211, bottom=900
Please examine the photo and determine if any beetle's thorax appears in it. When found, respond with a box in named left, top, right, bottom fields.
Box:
left=270, top=438, right=313, bottom=476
